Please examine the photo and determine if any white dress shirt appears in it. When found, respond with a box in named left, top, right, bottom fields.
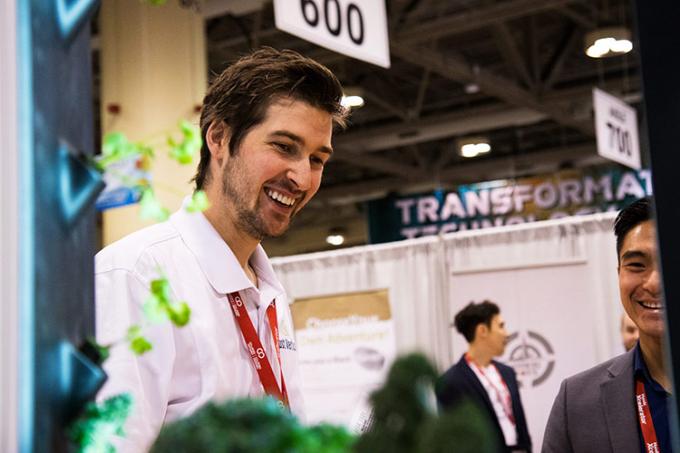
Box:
left=468, top=362, right=517, bottom=447
left=95, top=199, right=304, bottom=452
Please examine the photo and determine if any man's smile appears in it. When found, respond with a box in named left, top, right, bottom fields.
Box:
left=635, top=298, right=663, bottom=310
left=266, top=188, right=297, bottom=207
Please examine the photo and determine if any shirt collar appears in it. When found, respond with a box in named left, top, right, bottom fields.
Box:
left=633, top=341, right=667, bottom=393
left=169, top=197, right=285, bottom=298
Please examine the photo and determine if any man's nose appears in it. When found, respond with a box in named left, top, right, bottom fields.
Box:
left=287, top=157, right=312, bottom=191
left=644, top=266, right=662, bottom=295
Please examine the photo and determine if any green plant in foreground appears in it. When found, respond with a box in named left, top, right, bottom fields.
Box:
left=150, top=398, right=356, bottom=453
left=95, top=121, right=204, bottom=222
left=95, top=132, right=154, bottom=173
left=69, top=394, right=133, bottom=453
left=143, top=276, right=192, bottom=328
left=168, top=120, right=202, bottom=164
left=147, top=353, right=497, bottom=453
left=69, top=275, right=193, bottom=451
left=91, top=275, right=192, bottom=358
left=355, top=353, right=498, bottom=453
left=186, top=189, right=210, bottom=213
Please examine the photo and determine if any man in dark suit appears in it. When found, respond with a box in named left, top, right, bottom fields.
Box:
left=436, top=301, right=532, bottom=453
left=543, top=197, right=671, bottom=453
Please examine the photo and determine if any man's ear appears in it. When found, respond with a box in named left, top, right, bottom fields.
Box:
left=475, top=323, right=488, bottom=339
left=205, top=120, right=230, bottom=165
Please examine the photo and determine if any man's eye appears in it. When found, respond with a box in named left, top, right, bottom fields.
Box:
left=626, top=262, right=645, bottom=271
left=274, top=143, right=293, bottom=153
left=310, top=155, right=326, bottom=167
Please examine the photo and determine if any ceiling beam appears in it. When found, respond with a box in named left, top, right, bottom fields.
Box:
left=437, top=143, right=598, bottom=180
left=390, top=42, right=594, bottom=135
left=332, top=152, right=429, bottom=179
left=335, top=104, right=548, bottom=153
left=317, top=143, right=602, bottom=203
left=203, top=0, right=267, bottom=19
left=491, top=23, right=534, bottom=88
left=541, top=25, right=580, bottom=91
left=526, top=15, right=541, bottom=90
left=395, top=0, right=580, bottom=44
left=556, top=5, right=596, bottom=29
left=411, top=69, right=431, bottom=119
left=361, top=91, right=411, bottom=122
left=333, top=74, right=637, bottom=156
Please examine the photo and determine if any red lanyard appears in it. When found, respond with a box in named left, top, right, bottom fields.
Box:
left=636, top=378, right=661, bottom=453
left=227, top=292, right=289, bottom=408
left=466, top=354, right=515, bottom=424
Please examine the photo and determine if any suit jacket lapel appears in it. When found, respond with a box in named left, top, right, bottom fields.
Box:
left=601, top=350, right=639, bottom=453
left=460, top=358, right=498, bottom=418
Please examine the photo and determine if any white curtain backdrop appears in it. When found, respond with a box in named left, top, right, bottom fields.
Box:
left=272, top=235, right=453, bottom=371
left=271, top=212, right=623, bottom=445
left=442, top=213, right=621, bottom=448
left=443, top=213, right=622, bottom=363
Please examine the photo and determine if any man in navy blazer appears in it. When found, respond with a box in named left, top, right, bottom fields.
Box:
left=436, top=301, right=532, bottom=453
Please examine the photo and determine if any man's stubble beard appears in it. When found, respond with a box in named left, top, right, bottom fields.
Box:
left=221, top=159, right=296, bottom=240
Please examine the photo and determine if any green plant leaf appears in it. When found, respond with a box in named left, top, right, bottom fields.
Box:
left=69, top=393, right=133, bottom=453
left=125, top=325, right=152, bottom=355
left=130, top=336, right=153, bottom=355
left=147, top=277, right=192, bottom=327
left=185, top=190, right=210, bottom=213
left=139, top=189, right=170, bottom=222
left=82, top=337, right=111, bottom=364
left=168, top=120, right=201, bottom=165
left=143, top=295, right=168, bottom=324
left=98, top=132, right=151, bottom=171
left=126, top=325, right=142, bottom=339
left=167, top=301, right=191, bottom=327
left=101, top=132, right=130, bottom=156
left=151, top=397, right=355, bottom=453
left=150, top=277, right=172, bottom=303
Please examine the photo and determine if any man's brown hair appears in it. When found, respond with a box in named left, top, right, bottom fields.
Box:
left=194, top=47, right=347, bottom=190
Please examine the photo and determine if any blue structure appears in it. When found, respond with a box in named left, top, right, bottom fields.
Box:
left=17, top=1, right=104, bottom=451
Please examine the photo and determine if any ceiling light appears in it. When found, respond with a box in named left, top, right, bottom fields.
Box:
left=457, top=137, right=491, bottom=158
left=341, top=87, right=365, bottom=109
left=464, top=83, right=480, bottom=94
left=585, top=27, right=633, bottom=58
left=326, top=233, right=345, bottom=246
left=341, top=95, right=365, bottom=108
left=326, top=227, right=346, bottom=246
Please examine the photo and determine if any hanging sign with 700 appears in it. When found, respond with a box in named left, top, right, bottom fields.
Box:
left=274, top=0, right=390, bottom=68
left=593, top=87, right=641, bottom=170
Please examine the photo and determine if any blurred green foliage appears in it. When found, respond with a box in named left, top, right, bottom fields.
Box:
left=147, top=353, right=497, bottom=453
left=69, top=394, right=133, bottom=453
left=151, top=398, right=355, bottom=453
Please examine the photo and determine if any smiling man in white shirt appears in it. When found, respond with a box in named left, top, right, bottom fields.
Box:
left=95, top=47, right=347, bottom=452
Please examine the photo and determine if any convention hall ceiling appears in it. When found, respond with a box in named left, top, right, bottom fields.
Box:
left=93, top=0, right=641, bottom=254
left=200, top=0, right=641, bottom=254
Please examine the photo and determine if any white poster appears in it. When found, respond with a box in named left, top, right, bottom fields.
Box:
left=291, top=289, right=396, bottom=430
left=273, top=0, right=390, bottom=68
left=593, top=87, right=641, bottom=170
left=449, top=261, right=604, bottom=449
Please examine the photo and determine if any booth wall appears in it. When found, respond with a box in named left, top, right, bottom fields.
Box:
left=271, top=212, right=622, bottom=448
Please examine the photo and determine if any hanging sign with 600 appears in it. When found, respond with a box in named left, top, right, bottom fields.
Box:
left=274, top=0, right=390, bottom=68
